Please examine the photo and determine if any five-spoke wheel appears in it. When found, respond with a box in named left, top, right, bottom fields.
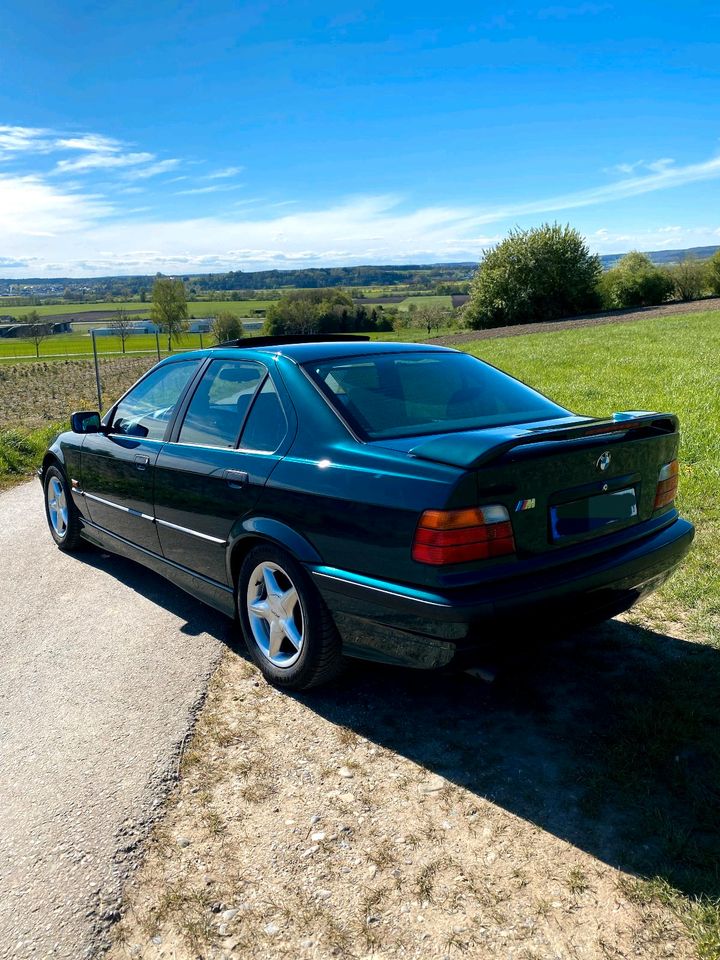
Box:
left=43, top=465, right=82, bottom=551
left=238, top=544, right=343, bottom=689
left=246, top=560, right=305, bottom=668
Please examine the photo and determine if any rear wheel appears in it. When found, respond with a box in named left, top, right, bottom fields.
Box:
left=44, top=465, right=83, bottom=551
left=237, top=544, right=343, bottom=690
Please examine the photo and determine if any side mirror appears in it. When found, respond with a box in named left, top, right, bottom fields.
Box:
left=70, top=411, right=102, bottom=434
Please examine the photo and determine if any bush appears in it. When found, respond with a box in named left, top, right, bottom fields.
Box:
left=666, top=257, right=708, bottom=302
left=464, top=223, right=602, bottom=329
left=211, top=311, right=243, bottom=343
left=599, top=251, right=674, bottom=309
left=264, top=290, right=392, bottom=335
left=708, top=250, right=720, bottom=297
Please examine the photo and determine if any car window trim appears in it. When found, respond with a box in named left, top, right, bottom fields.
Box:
left=105, top=357, right=204, bottom=441
left=236, top=373, right=289, bottom=455
left=169, top=357, right=269, bottom=449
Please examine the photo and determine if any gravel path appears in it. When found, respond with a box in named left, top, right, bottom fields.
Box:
left=429, top=296, right=720, bottom=346
left=0, top=481, right=226, bottom=960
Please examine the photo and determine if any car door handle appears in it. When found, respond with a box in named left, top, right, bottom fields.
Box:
left=134, top=454, right=151, bottom=471
left=224, top=469, right=248, bottom=488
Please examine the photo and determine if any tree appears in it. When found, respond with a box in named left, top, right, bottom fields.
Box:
left=464, top=223, right=602, bottom=329
left=414, top=303, right=453, bottom=336
left=211, top=311, right=243, bottom=343
left=706, top=250, right=720, bottom=296
left=599, top=252, right=673, bottom=309
left=666, top=256, right=707, bottom=302
left=22, top=309, right=50, bottom=358
left=151, top=277, right=188, bottom=344
left=110, top=308, right=134, bottom=354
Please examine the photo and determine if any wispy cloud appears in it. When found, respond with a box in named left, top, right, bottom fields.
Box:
left=0, top=125, right=53, bottom=156
left=123, top=158, right=181, bottom=180
left=538, top=3, right=610, bottom=19
left=54, top=134, right=122, bottom=153
left=55, top=151, right=155, bottom=173
left=466, top=153, right=720, bottom=225
left=206, top=165, right=244, bottom=180
left=608, top=157, right=675, bottom=176
left=174, top=182, right=245, bottom=195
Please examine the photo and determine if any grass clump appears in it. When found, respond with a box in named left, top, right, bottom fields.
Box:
left=0, top=425, right=61, bottom=488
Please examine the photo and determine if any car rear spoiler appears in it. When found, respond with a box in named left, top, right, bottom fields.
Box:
left=408, top=411, right=679, bottom=470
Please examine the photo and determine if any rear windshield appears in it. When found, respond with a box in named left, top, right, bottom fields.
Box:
left=304, top=351, right=568, bottom=440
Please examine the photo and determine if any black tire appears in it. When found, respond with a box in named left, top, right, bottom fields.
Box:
left=237, top=543, right=343, bottom=690
left=43, top=465, right=83, bottom=552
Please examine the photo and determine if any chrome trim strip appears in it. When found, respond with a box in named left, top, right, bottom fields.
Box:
left=80, top=518, right=233, bottom=594
left=83, top=491, right=154, bottom=522
left=80, top=491, right=226, bottom=544
left=313, top=571, right=452, bottom=608
left=155, top=516, right=227, bottom=545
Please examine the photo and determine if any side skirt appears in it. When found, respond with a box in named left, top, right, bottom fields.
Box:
left=80, top=518, right=236, bottom=619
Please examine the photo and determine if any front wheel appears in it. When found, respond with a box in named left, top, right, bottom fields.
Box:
left=237, top=544, right=343, bottom=690
left=44, top=465, right=83, bottom=551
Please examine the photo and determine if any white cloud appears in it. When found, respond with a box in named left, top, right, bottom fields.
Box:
left=206, top=165, right=244, bottom=179
left=0, top=174, right=113, bottom=237
left=175, top=183, right=245, bottom=195
left=465, top=154, right=720, bottom=226
left=123, top=158, right=181, bottom=180
left=54, top=134, right=122, bottom=153
left=0, top=125, right=53, bottom=156
left=54, top=151, right=155, bottom=173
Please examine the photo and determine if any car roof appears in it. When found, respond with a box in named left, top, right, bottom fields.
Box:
left=158, top=339, right=456, bottom=366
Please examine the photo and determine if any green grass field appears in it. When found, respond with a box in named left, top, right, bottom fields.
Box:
left=461, top=309, right=719, bottom=642
left=397, top=294, right=453, bottom=311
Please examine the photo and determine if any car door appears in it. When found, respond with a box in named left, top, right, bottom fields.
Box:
left=81, top=358, right=201, bottom=552
left=153, top=358, right=294, bottom=585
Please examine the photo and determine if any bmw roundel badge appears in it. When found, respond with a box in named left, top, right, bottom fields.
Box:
left=596, top=451, right=611, bottom=472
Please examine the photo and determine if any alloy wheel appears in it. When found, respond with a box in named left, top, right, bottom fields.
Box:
left=47, top=476, right=69, bottom=539
left=246, top=560, right=305, bottom=668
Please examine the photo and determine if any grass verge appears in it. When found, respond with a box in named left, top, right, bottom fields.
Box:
left=462, top=308, right=720, bottom=643
left=0, top=424, right=62, bottom=489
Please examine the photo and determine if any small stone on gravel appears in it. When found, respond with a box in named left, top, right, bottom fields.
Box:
left=419, top=776, right=445, bottom=794
left=338, top=766, right=354, bottom=778
left=176, top=836, right=191, bottom=848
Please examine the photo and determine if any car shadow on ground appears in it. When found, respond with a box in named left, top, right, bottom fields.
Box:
left=76, top=547, right=234, bottom=643
left=291, top=619, right=720, bottom=904
left=73, top=548, right=720, bottom=903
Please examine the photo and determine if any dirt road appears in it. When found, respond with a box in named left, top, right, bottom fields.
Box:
left=0, top=481, right=225, bottom=959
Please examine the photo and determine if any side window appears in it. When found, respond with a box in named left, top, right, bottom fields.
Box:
left=178, top=360, right=265, bottom=448
left=111, top=360, right=200, bottom=440
left=239, top=378, right=287, bottom=453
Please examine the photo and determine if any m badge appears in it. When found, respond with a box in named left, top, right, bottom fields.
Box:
left=515, top=499, right=536, bottom=511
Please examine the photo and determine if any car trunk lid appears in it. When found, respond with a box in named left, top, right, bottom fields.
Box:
left=381, top=412, right=680, bottom=556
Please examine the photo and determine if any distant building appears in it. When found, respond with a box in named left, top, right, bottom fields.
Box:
left=93, top=318, right=213, bottom=336
left=0, top=320, right=71, bottom=338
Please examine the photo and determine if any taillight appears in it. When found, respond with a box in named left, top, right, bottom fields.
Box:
left=654, top=460, right=679, bottom=509
left=412, top=505, right=516, bottom=565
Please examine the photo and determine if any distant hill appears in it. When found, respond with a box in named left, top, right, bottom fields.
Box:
left=600, top=245, right=720, bottom=269
left=1, top=246, right=718, bottom=299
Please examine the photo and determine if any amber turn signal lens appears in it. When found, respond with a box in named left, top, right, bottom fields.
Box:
left=412, top=505, right=515, bottom=565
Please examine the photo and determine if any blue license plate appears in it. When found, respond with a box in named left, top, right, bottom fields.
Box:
left=551, top=487, right=638, bottom=540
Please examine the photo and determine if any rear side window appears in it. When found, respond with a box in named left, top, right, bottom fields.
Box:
left=305, top=352, right=568, bottom=439
left=240, top=379, right=287, bottom=452
left=179, top=360, right=265, bottom=448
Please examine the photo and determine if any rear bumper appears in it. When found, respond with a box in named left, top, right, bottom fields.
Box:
left=309, top=516, right=695, bottom=669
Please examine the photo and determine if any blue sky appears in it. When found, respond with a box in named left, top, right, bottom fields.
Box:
left=0, top=0, right=718, bottom=277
